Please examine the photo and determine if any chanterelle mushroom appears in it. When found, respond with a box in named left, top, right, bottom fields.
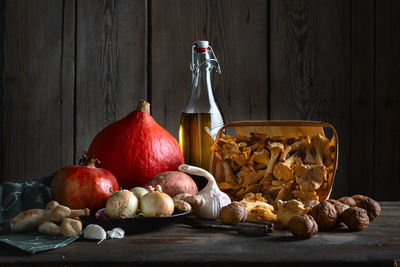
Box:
left=222, top=160, right=237, bottom=184
left=239, top=193, right=277, bottom=223
left=231, top=146, right=252, bottom=168
left=252, top=149, right=269, bottom=166
left=263, top=142, right=284, bottom=179
left=237, top=166, right=264, bottom=186
left=304, top=147, right=316, bottom=165
left=273, top=153, right=298, bottom=181
left=277, top=199, right=310, bottom=227
left=311, top=134, right=330, bottom=165
left=235, top=184, right=262, bottom=199
left=324, top=138, right=336, bottom=167
left=293, top=159, right=327, bottom=192
left=293, top=189, right=319, bottom=202
left=290, top=136, right=311, bottom=151
left=276, top=180, right=296, bottom=202
left=211, top=137, right=238, bottom=158
left=279, top=145, right=292, bottom=162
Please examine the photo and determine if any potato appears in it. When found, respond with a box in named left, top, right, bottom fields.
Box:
left=144, top=171, right=198, bottom=197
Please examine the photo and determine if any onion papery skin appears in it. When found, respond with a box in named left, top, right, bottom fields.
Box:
left=140, top=191, right=174, bottom=217
left=106, top=190, right=138, bottom=219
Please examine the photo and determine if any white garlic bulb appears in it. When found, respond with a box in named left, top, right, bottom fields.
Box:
left=178, top=164, right=231, bottom=220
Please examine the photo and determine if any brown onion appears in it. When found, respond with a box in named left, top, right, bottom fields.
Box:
left=106, top=190, right=138, bottom=219
left=140, top=186, right=174, bottom=217
left=130, top=187, right=149, bottom=199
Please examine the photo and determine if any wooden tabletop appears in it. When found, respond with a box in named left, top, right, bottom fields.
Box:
left=0, top=202, right=399, bottom=266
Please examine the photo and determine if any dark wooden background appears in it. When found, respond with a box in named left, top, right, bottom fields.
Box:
left=1, top=0, right=399, bottom=200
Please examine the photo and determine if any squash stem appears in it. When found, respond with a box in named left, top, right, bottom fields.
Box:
left=136, top=99, right=150, bottom=114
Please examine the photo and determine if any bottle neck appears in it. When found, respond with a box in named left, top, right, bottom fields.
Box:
left=183, top=51, right=219, bottom=114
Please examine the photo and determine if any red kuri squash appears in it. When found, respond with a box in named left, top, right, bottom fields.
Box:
left=87, top=100, right=184, bottom=189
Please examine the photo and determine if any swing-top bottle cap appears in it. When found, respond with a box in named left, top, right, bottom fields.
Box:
left=194, top=40, right=209, bottom=53
left=195, top=40, right=209, bottom=48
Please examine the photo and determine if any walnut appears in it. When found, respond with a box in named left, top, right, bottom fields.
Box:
left=357, top=197, right=381, bottom=221
left=327, top=199, right=350, bottom=216
left=219, top=203, right=248, bottom=225
left=342, top=207, right=369, bottom=231
left=337, top=196, right=356, bottom=207
left=350, top=195, right=381, bottom=221
left=288, top=214, right=318, bottom=239
left=351, top=194, right=367, bottom=206
left=304, top=200, right=320, bottom=210
left=310, top=201, right=337, bottom=230
left=327, top=199, right=349, bottom=227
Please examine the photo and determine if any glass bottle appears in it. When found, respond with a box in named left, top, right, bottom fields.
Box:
left=179, top=40, right=225, bottom=172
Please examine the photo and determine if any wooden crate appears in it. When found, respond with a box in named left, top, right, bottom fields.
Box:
left=209, top=120, right=339, bottom=202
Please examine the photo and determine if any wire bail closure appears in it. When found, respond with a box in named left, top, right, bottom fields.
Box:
left=190, top=45, right=221, bottom=76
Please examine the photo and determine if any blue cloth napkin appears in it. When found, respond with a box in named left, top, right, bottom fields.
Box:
left=0, top=175, right=80, bottom=253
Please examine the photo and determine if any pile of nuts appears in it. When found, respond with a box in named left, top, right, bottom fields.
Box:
left=287, top=194, right=381, bottom=239
left=218, top=194, right=381, bottom=239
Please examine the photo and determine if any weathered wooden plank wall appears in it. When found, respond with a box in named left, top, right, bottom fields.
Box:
left=269, top=0, right=351, bottom=198
left=151, top=0, right=268, bottom=138
left=374, top=0, right=400, bottom=200
left=350, top=0, right=375, bottom=198
left=60, top=0, right=75, bottom=169
left=75, top=0, right=147, bottom=163
left=1, top=0, right=399, bottom=200
left=2, top=0, right=65, bottom=179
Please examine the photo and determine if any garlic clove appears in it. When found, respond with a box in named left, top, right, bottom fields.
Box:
left=83, top=224, right=107, bottom=244
left=106, top=227, right=125, bottom=239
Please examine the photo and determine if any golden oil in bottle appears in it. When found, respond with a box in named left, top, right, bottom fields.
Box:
left=179, top=112, right=224, bottom=171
